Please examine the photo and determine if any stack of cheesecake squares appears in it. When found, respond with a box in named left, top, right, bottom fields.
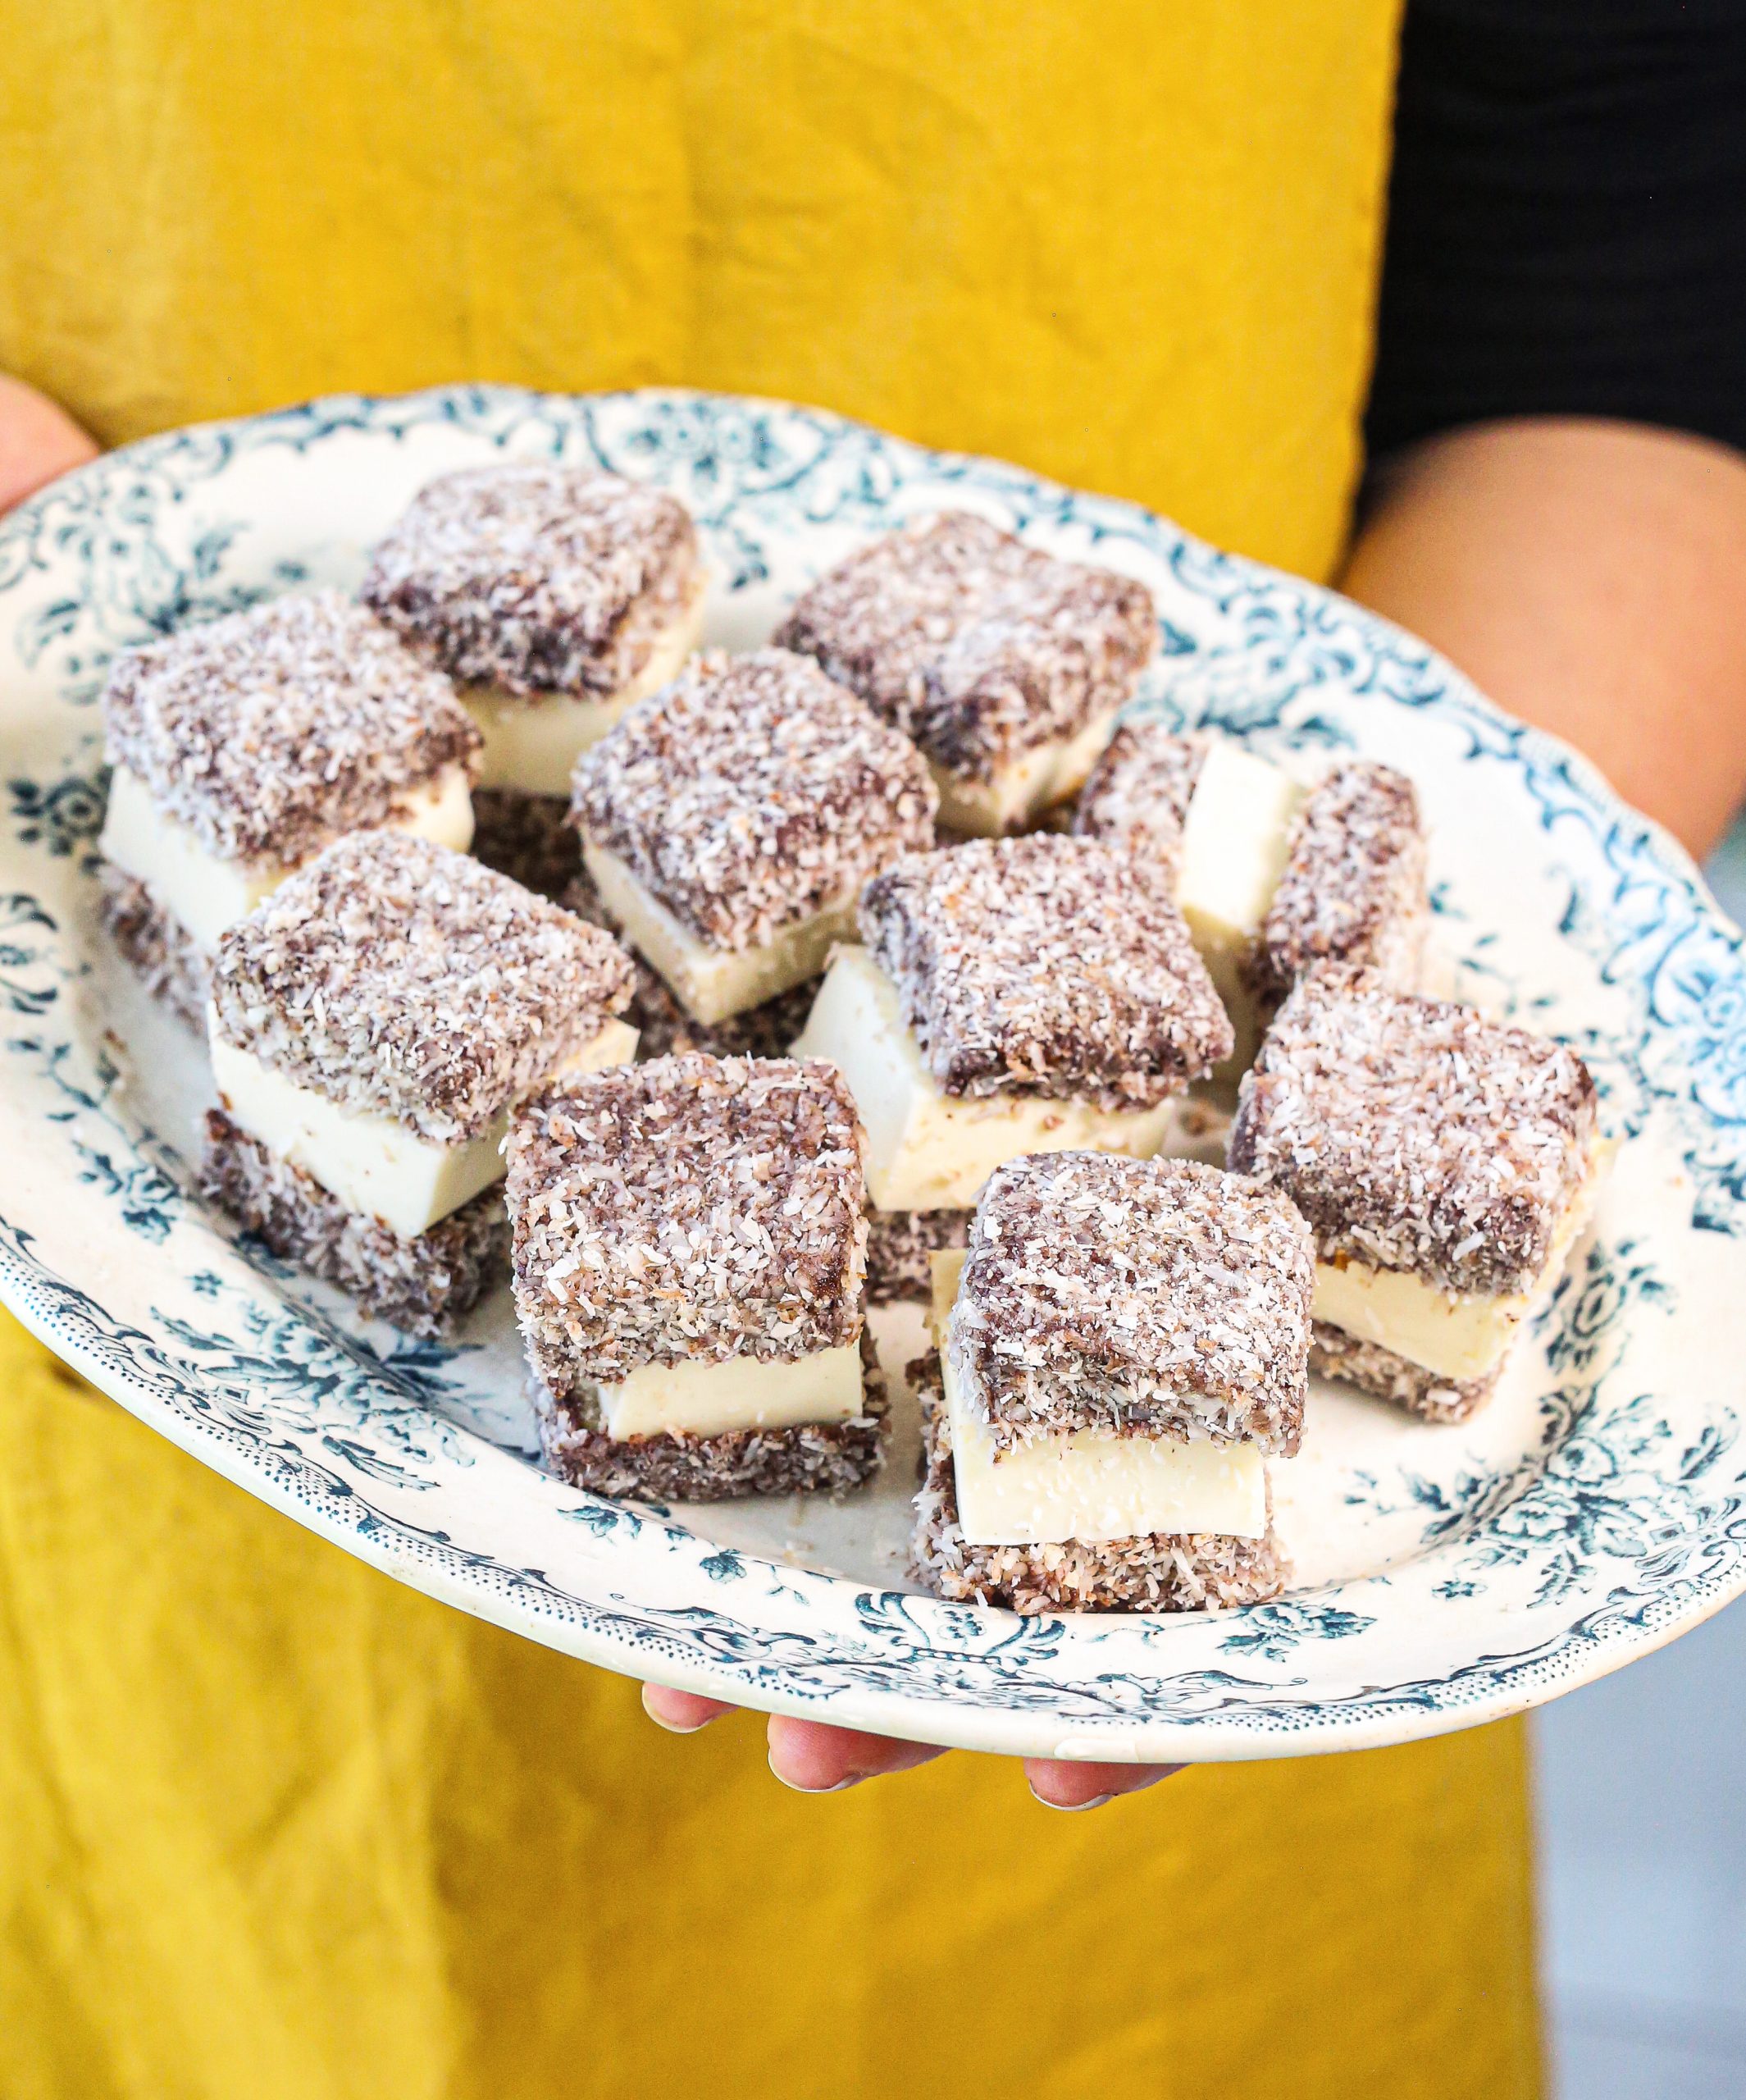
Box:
left=95, top=463, right=1612, bottom=1614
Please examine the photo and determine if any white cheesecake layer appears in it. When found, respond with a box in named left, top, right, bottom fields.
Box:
left=1175, top=740, right=1306, bottom=947
left=596, top=1340, right=864, bottom=1440
left=1312, top=1142, right=1613, bottom=1382
left=211, top=1016, right=639, bottom=1239
left=932, top=708, right=1117, bottom=837
left=100, top=762, right=476, bottom=954
left=1174, top=741, right=1306, bottom=1073
left=582, top=841, right=856, bottom=1025
left=460, top=593, right=704, bottom=794
left=930, top=1255, right=1265, bottom=1545
left=793, top=946, right=1180, bottom=1211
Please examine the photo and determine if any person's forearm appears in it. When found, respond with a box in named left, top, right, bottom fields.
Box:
left=1341, top=418, right=1746, bottom=863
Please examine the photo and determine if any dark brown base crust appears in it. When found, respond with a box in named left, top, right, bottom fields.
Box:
left=97, top=863, right=210, bottom=1030
left=1311, top=1322, right=1499, bottom=1425
left=909, top=1353, right=1288, bottom=1614
left=198, top=1109, right=508, bottom=1337
left=864, top=1208, right=970, bottom=1306
left=470, top=789, right=578, bottom=900
left=624, top=971, right=820, bottom=1064
left=558, top=873, right=818, bottom=1061
left=534, top=1337, right=887, bottom=1501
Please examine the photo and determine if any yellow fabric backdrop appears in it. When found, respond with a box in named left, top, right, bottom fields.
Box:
left=0, top=4, right=1544, bottom=2093
left=7, top=2, right=1397, bottom=582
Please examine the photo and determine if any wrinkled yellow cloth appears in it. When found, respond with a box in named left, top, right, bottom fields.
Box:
left=0, top=1319, right=1542, bottom=2098
left=9, top=2, right=1398, bottom=581
left=1, top=6, right=1543, bottom=2094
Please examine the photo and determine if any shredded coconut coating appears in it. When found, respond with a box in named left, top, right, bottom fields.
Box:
left=362, top=463, right=701, bottom=700
left=572, top=648, right=937, bottom=953
left=909, top=1355, right=1288, bottom=1614
left=860, top=835, right=1233, bottom=1107
left=101, top=591, right=481, bottom=869
left=1229, top=965, right=1599, bottom=1295
left=98, top=865, right=210, bottom=1029
left=1311, top=1323, right=1498, bottom=1426
left=210, top=832, right=634, bottom=1144
left=1248, top=761, right=1429, bottom=1007
left=533, top=1336, right=887, bottom=1500
left=505, top=1054, right=868, bottom=1385
left=1072, top=722, right=1206, bottom=870
left=864, top=1207, right=971, bottom=1306
left=773, top=512, right=1157, bottom=783
left=199, top=1110, right=507, bottom=1337
left=950, top=1154, right=1311, bottom=1455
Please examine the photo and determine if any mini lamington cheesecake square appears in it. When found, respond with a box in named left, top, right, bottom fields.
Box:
left=1246, top=760, right=1429, bottom=1011
left=911, top=1153, right=1310, bottom=1613
left=1229, top=966, right=1609, bottom=1421
left=198, top=832, right=636, bottom=1335
left=98, top=590, right=481, bottom=1025
left=793, top=835, right=1233, bottom=1211
left=911, top=1358, right=1290, bottom=1614
left=505, top=1054, right=886, bottom=1500
left=773, top=512, right=1156, bottom=836
left=362, top=463, right=705, bottom=886
left=572, top=647, right=937, bottom=1025
left=1076, top=727, right=1428, bottom=1069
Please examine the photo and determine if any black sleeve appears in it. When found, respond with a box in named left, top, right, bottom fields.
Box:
left=1365, top=0, right=1746, bottom=463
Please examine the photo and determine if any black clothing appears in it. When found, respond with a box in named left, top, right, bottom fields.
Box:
left=1368, top=0, right=1746, bottom=462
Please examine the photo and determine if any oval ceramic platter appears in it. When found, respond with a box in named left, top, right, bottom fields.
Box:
left=2, top=386, right=1744, bottom=1765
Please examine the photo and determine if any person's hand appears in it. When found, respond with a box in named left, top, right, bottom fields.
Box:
left=641, top=1685, right=1182, bottom=1808
left=0, top=376, right=98, bottom=513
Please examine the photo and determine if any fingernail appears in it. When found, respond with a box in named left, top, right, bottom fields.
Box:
left=1033, top=1789, right=1115, bottom=1812
left=641, top=1688, right=720, bottom=1734
left=769, top=1755, right=865, bottom=1794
